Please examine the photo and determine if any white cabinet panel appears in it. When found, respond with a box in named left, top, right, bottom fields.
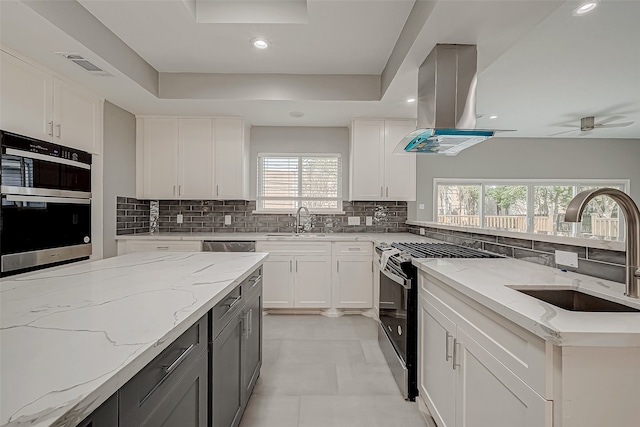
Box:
left=294, top=256, right=332, bottom=308
left=117, top=240, right=202, bottom=255
left=142, top=118, right=179, bottom=199
left=350, top=119, right=416, bottom=201
left=420, top=300, right=457, bottom=427
left=333, top=256, right=373, bottom=308
left=53, top=78, right=101, bottom=154
left=262, top=255, right=295, bottom=308
left=0, top=51, right=103, bottom=154
left=456, top=328, right=551, bottom=427
left=214, top=118, right=248, bottom=199
left=178, top=118, right=214, bottom=199
left=0, top=51, right=53, bottom=142
left=349, top=120, right=384, bottom=200
left=384, top=120, right=416, bottom=201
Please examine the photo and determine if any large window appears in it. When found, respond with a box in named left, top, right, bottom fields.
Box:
left=257, top=154, right=342, bottom=212
left=435, top=179, right=628, bottom=240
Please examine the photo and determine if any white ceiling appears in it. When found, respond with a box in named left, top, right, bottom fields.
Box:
left=1, top=0, right=639, bottom=138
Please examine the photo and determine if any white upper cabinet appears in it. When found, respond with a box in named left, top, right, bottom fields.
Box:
left=140, top=118, right=180, bottom=199
left=349, top=119, right=416, bottom=201
left=0, top=51, right=53, bottom=142
left=0, top=50, right=103, bottom=154
left=138, top=117, right=215, bottom=200
left=214, top=118, right=250, bottom=200
left=137, top=116, right=248, bottom=200
left=179, top=118, right=214, bottom=199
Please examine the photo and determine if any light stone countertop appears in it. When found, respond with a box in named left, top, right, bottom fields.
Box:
left=413, top=257, right=640, bottom=347
left=0, top=252, right=268, bottom=427
left=115, top=232, right=435, bottom=244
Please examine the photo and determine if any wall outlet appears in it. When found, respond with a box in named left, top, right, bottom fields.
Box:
left=176, top=214, right=183, bottom=224
left=555, top=250, right=578, bottom=268
left=419, top=204, right=425, bottom=210
left=348, top=216, right=360, bottom=226
left=224, top=215, right=232, bottom=225
left=365, top=216, right=373, bottom=226
left=420, top=228, right=425, bottom=235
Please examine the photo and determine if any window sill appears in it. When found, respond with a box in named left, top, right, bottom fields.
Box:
left=252, top=210, right=346, bottom=215
left=406, top=220, right=625, bottom=251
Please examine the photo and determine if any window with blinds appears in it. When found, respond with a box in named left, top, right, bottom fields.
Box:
left=257, top=154, right=342, bottom=211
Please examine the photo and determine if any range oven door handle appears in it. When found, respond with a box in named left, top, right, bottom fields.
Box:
left=381, top=267, right=411, bottom=290
left=5, top=194, right=91, bottom=205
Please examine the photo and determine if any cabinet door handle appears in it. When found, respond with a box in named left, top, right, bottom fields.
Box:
left=173, top=185, right=176, bottom=196
left=162, top=343, right=195, bottom=375
left=337, top=260, right=340, bottom=272
left=216, top=185, right=219, bottom=196
left=243, top=312, right=250, bottom=337
left=296, top=260, right=298, bottom=272
left=56, top=123, right=61, bottom=138
left=248, top=308, right=253, bottom=335
left=380, top=186, right=383, bottom=197
left=178, top=185, right=181, bottom=196
left=48, top=121, right=54, bottom=136
left=452, top=338, right=461, bottom=370
left=290, top=260, right=292, bottom=272
left=445, top=332, right=453, bottom=361
left=386, top=187, right=389, bottom=197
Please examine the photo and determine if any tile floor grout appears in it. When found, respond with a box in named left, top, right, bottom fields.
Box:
left=239, top=314, right=428, bottom=427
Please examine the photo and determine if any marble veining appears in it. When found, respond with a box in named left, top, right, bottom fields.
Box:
left=413, top=257, right=640, bottom=347
left=0, top=252, right=268, bottom=427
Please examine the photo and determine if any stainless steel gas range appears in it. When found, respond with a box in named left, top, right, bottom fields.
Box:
left=375, top=242, right=501, bottom=401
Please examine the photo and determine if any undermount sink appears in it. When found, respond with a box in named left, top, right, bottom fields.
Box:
left=510, top=287, right=639, bottom=312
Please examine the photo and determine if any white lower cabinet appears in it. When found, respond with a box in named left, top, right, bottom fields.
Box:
left=332, top=256, right=373, bottom=308
left=419, top=272, right=552, bottom=427
left=257, top=242, right=332, bottom=309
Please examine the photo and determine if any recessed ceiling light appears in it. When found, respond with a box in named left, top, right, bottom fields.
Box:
left=489, top=115, right=498, bottom=119
left=289, top=111, right=304, bottom=118
left=407, top=98, right=416, bottom=103
left=251, top=38, right=269, bottom=49
left=573, top=1, right=598, bottom=16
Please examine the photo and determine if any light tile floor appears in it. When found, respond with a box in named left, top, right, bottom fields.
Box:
left=240, top=314, right=428, bottom=427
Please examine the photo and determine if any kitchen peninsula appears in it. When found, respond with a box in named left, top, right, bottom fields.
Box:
left=0, top=251, right=267, bottom=427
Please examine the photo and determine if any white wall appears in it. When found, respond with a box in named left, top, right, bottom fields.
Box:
left=249, top=126, right=350, bottom=199
left=102, top=101, right=137, bottom=258
left=415, top=137, right=640, bottom=221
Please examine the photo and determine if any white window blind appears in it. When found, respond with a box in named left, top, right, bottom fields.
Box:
left=257, top=154, right=342, bottom=211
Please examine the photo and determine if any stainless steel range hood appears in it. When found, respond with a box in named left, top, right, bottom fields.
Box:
left=397, top=44, right=504, bottom=156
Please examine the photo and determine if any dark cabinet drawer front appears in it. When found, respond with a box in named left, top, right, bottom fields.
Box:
left=119, top=316, right=207, bottom=426
left=77, top=394, right=118, bottom=427
left=212, top=312, right=243, bottom=427
left=212, top=284, right=242, bottom=338
left=243, top=267, right=262, bottom=297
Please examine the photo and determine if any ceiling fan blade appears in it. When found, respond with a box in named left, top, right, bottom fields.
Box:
left=595, top=121, right=635, bottom=129
left=596, top=115, right=626, bottom=125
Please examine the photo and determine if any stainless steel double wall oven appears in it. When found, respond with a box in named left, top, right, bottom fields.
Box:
left=0, top=130, right=92, bottom=276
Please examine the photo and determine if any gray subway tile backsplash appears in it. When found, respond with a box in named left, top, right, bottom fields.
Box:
left=407, top=224, right=625, bottom=284
left=116, top=199, right=408, bottom=235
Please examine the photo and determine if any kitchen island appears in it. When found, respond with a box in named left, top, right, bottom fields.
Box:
left=414, top=257, right=640, bottom=427
left=0, top=251, right=268, bottom=427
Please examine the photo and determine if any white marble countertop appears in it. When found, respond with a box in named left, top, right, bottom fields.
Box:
left=413, top=257, right=640, bottom=347
left=115, top=232, right=435, bottom=244
left=0, top=252, right=268, bottom=427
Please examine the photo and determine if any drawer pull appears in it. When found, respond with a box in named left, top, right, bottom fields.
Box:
left=250, top=275, right=262, bottom=289
left=156, top=246, right=170, bottom=250
left=224, top=295, right=242, bottom=309
left=348, top=247, right=360, bottom=251
left=162, top=343, right=195, bottom=375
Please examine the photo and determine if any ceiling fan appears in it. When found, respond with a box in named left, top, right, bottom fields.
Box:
left=549, top=115, right=635, bottom=136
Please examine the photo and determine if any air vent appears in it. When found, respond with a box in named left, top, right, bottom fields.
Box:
left=56, top=52, right=111, bottom=75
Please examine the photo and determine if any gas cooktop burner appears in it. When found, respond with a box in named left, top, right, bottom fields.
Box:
left=389, top=242, right=501, bottom=259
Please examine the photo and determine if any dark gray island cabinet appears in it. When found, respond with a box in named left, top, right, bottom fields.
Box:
left=76, top=267, right=263, bottom=427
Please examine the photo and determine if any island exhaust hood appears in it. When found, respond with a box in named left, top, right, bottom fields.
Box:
left=397, top=44, right=507, bottom=156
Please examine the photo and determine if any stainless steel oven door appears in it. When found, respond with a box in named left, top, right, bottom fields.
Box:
left=379, top=267, right=410, bottom=361
left=0, top=193, right=92, bottom=274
